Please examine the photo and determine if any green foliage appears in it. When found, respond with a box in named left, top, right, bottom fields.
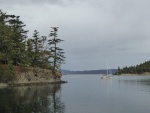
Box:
left=28, top=30, right=51, bottom=68
left=116, top=61, right=150, bottom=75
left=48, top=27, right=65, bottom=72
left=0, top=9, right=28, bottom=65
left=0, top=64, right=15, bottom=82
left=0, top=10, right=65, bottom=81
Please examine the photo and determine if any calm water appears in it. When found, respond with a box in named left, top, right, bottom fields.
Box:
left=1, top=75, right=150, bottom=113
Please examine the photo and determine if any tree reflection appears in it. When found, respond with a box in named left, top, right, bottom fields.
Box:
left=118, top=76, right=150, bottom=93
left=0, top=84, right=65, bottom=113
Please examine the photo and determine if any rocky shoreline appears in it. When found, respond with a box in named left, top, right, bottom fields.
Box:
left=0, top=67, right=67, bottom=88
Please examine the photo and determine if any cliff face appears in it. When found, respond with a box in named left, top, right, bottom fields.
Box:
left=12, top=67, right=62, bottom=85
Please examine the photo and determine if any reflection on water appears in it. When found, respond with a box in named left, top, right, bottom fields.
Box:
left=119, top=77, right=150, bottom=85
left=1, top=75, right=150, bottom=113
left=118, top=76, right=150, bottom=92
left=61, top=75, right=150, bottom=113
left=0, top=84, right=65, bottom=113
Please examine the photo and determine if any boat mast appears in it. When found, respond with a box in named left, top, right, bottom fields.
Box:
left=106, top=64, right=108, bottom=75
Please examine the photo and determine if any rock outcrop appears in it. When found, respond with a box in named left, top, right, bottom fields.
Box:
left=12, top=67, right=63, bottom=85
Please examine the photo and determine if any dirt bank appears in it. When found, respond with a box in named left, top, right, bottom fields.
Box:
left=0, top=66, right=67, bottom=86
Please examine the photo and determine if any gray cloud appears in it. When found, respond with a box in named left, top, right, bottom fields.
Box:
left=1, top=0, right=150, bottom=70
left=0, top=0, right=85, bottom=6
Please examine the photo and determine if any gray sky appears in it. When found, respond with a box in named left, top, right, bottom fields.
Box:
left=1, top=0, right=150, bottom=70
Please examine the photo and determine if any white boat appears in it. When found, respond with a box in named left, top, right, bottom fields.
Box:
left=101, top=66, right=113, bottom=79
left=101, top=75, right=113, bottom=79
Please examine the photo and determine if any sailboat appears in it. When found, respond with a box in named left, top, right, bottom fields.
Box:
left=101, top=67, right=113, bottom=79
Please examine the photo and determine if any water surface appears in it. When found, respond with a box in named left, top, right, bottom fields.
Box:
left=61, top=75, right=150, bottom=113
left=1, top=75, right=150, bottom=113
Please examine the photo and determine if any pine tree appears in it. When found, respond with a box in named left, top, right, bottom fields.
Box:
left=32, top=30, right=41, bottom=67
left=32, top=30, right=50, bottom=68
left=0, top=10, right=12, bottom=64
left=8, top=15, right=28, bottom=66
left=0, top=10, right=28, bottom=66
left=48, top=27, right=65, bottom=76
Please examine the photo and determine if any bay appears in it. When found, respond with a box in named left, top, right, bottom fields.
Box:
left=1, top=75, right=150, bottom=113
left=61, top=75, right=150, bottom=113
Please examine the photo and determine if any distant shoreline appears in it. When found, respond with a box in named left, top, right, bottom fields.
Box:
left=120, top=72, right=150, bottom=76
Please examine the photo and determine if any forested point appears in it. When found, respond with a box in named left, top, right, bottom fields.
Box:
left=0, top=10, right=65, bottom=82
left=115, top=61, right=150, bottom=75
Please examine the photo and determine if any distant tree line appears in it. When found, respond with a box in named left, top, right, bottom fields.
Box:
left=115, top=61, right=150, bottom=75
left=0, top=10, right=65, bottom=80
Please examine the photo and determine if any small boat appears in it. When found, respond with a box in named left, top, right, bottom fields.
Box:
left=101, top=75, right=113, bottom=79
left=101, top=65, right=113, bottom=79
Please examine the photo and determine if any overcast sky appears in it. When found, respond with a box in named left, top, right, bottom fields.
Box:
left=1, top=0, right=150, bottom=71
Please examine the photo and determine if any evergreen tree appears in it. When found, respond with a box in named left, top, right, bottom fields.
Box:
left=0, top=10, right=66, bottom=82
left=26, top=38, right=34, bottom=66
left=116, top=61, right=150, bottom=75
left=0, top=10, right=12, bottom=64
left=8, top=15, right=28, bottom=66
left=31, top=30, right=50, bottom=68
left=0, top=10, right=28, bottom=66
left=32, top=30, right=41, bottom=67
left=48, top=27, right=65, bottom=76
